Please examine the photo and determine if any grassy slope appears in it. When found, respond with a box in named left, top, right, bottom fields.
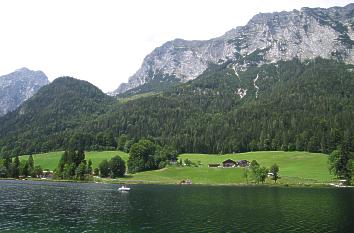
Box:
left=21, top=151, right=334, bottom=185
left=118, top=92, right=158, bottom=104
left=21, top=151, right=129, bottom=170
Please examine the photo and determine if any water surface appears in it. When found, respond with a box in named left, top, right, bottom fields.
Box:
left=0, top=180, right=353, bottom=232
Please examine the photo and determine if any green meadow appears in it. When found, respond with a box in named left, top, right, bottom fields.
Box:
left=180, top=152, right=333, bottom=183
left=121, top=151, right=334, bottom=185
left=20, top=151, right=335, bottom=185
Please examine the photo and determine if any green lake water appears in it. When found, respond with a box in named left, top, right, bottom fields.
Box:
left=0, top=180, right=353, bottom=232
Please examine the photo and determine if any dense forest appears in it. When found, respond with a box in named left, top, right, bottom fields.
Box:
left=0, top=58, right=353, bottom=157
left=0, top=77, right=115, bottom=156
left=90, top=58, right=354, bottom=154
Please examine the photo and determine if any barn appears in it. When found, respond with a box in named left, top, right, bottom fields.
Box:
left=222, top=159, right=237, bottom=167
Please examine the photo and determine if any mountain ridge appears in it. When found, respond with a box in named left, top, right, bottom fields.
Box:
left=112, top=3, right=354, bottom=95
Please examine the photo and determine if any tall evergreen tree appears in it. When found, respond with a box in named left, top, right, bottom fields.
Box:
left=12, top=156, right=20, bottom=178
left=99, top=159, right=110, bottom=178
left=270, top=164, right=280, bottom=183
left=28, top=155, right=34, bottom=169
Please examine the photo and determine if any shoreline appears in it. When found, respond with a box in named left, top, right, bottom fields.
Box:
left=1, top=178, right=351, bottom=188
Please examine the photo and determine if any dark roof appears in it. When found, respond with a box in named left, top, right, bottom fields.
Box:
left=222, top=159, right=236, bottom=163
left=238, top=160, right=249, bottom=163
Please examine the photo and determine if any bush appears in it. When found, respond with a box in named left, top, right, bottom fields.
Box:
left=93, top=168, right=99, bottom=176
left=109, top=156, right=126, bottom=178
left=99, top=159, right=110, bottom=177
left=158, top=161, right=166, bottom=169
left=184, top=159, right=192, bottom=166
left=127, top=139, right=156, bottom=173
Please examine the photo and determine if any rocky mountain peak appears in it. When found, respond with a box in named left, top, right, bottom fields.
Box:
left=16, top=67, right=30, bottom=72
left=112, top=4, right=354, bottom=95
left=0, top=68, right=49, bottom=116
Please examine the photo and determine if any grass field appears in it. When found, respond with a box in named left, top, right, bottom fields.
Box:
left=120, top=151, right=334, bottom=185
left=20, top=151, right=334, bottom=185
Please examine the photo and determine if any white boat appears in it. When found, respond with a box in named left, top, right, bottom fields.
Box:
left=118, top=185, right=131, bottom=191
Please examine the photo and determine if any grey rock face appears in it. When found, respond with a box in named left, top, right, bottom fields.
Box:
left=112, top=3, right=354, bottom=95
left=0, top=68, right=49, bottom=116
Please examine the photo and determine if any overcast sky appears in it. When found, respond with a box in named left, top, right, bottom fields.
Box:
left=0, top=0, right=352, bottom=92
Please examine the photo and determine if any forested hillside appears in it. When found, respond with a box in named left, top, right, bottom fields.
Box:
left=0, top=59, right=353, bottom=157
left=90, top=58, right=354, bottom=154
left=0, top=77, right=115, bottom=156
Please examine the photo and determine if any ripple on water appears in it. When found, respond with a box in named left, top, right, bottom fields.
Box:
left=0, top=181, right=353, bottom=232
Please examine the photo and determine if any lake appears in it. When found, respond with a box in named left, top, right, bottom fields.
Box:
left=0, top=180, right=353, bottom=232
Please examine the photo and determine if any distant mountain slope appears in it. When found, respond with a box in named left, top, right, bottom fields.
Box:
left=0, top=59, right=353, bottom=157
left=90, top=58, right=354, bottom=153
left=112, top=3, right=354, bottom=95
left=0, top=68, right=49, bottom=116
left=0, top=77, right=115, bottom=156
left=93, top=58, right=354, bottom=154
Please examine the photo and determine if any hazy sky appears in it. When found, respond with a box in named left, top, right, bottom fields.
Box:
left=0, top=0, right=352, bottom=92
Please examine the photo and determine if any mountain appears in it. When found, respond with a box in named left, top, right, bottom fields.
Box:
left=112, top=3, right=354, bottom=95
left=1, top=58, right=353, bottom=157
left=94, top=58, right=354, bottom=154
left=0, top=77, right=115, bottom=156
left=1, top=4, right=354, bottom=157
left=0, top=68, right=49, bottom=116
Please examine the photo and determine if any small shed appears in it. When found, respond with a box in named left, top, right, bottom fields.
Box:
left=222, top=159, right=237, bottom=167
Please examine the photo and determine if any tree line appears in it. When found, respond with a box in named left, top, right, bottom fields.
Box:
left=244, top=161, right=280, bottom=184
left=55, top=149, right=93, bottom=180
left=0, top=155, right=43, bottom=178
left=53, top=138, right=178, bottom=181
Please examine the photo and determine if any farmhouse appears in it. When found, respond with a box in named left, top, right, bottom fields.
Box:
left=222, top=159, right=237, bottom=167
left=207, top=159, right=250, bottom=168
